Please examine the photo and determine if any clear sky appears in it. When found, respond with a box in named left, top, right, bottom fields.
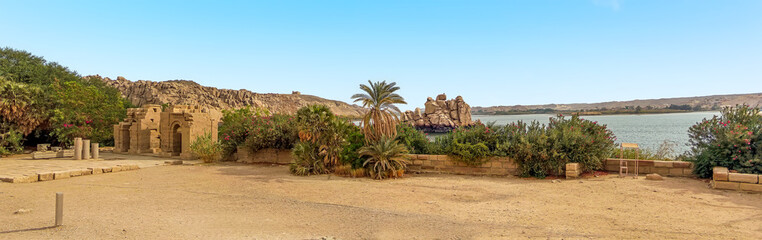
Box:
left=1, top=0, right=760, bottom=110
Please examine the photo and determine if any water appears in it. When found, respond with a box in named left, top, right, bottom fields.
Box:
left=472, top=112, right=720, bottom=154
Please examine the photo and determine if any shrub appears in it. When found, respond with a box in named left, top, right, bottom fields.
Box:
left=359, top=137, right=409, bottom=179
left=0, top=128, right=24, bottom=156
left=218, top=107, right=270, bottom=156
left=290, top=141, right=327, bottom=176
left=546, top=114, right=615, bottom=172
left=242, top=114, right=298, bottom=153
left=504, top=114, right=615, bottom=178
left=190, top=132, right=222, bottom=163
left=395, top=123, right=431, bottom=154
left=687, top=105, right=761, bottom=178
left=289, top=105, right=357, bottom=175
left=431, top=122, right=508, bottom=166
left=340, top=123, right=366, bottom=169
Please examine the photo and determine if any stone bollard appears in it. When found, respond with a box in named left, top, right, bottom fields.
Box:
left=83, top=139, right=91, bottom=160
left=73, top=138, right=83, bottom=160
left=91, top=143, right=99, bottom=159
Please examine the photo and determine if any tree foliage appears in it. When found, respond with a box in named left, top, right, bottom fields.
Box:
left=351, top=80, right=406, bottom=142
left=0, top=48, right=130, bottom=148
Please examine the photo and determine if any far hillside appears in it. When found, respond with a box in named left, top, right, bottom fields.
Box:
left=472, top=93, right=762, bottom=115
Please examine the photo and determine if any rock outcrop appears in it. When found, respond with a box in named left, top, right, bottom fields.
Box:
left=401, top=94, right=474, bottom=132
left=92, top=76, right=365, bottom=117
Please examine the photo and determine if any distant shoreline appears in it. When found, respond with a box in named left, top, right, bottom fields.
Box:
left=472, top=110, right=719, bottom=116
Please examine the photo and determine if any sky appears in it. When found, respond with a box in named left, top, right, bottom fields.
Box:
left=1, top=0, right=760, bottom=111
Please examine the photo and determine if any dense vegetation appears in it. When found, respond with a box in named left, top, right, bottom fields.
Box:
left=688, top=105, right=761, bottom=178
left=0, top=48, right=131, bottom=154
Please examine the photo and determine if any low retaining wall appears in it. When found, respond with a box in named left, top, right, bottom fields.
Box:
left=603, top=158, right=694, bottom=177
left=236, top=147, right=293, bottom=165
left=712, top=167, right=762, bottom=192
left=405, top=154, right=517, bottom=176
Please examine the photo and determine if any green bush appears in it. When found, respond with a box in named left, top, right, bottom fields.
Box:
left=448, top=141, right=491, bottom=166
left=430, top=122, right=508, bottom=166
left=359, top=137, right=409, bottom=179
left=395, top=123, right=431, bottom=154
left=0, top=128, right=24, bottom=156
left=190, top=132, right=222, bottom=163
left=242, top=114, right=298, bottom=153
left=289, top=105, right=358, bottom=175
left=504, top=115, right=615, bottom=178
left=340, top=123, right=366, bottom=169
left=0, top=48, right=130, bottom=146
left=218, top=107, right=270, bottom=156
left=687, top=105, right=762, bottom=178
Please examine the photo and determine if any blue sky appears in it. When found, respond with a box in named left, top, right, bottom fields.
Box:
left=1, top=0, right=760, bottom=110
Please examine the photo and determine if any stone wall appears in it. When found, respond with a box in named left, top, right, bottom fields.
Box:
left=405, top=154, right=517, bottom=176
left=236, top=147, right=293, bottom=165
left=711, top=167, right=762, bottom=192
left=603, top=158, right=694, bottom=177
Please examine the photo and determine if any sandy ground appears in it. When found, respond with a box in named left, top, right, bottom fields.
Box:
left=1, top=163, right=760, bottom=239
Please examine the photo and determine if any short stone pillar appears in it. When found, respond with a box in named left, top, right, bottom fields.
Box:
left=83, top=139, right=91, bottom=160
left=566, top=163, right=580, bottom=179
left=73, top=138, right=83, bottom=160
left=91, top=143, right=99, bottom=159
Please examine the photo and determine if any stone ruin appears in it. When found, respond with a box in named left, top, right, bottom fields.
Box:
left=113, top=104, right=221, bottom=159
left=401, top=94, right=474, bottom=132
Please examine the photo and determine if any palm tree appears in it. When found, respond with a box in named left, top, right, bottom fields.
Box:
left=359, top=137, right=409, bottom=179
left=351, top=80, right=406, bottom=142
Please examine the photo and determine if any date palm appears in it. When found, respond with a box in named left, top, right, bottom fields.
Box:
left=359, top=137, right=409, bottom=179
left=351, top=80, right=406, bottom=142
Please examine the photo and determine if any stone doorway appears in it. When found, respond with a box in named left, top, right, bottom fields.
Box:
left=120, top=125, right=131, bottom=152
left=171, top=124, right=182, bottom=156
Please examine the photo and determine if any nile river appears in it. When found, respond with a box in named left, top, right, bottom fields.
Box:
left=472, top=112, right=719, bottom=154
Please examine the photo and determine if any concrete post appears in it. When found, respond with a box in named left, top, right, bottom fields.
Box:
left=55, top=192, right=63, bottom=226
left=83, top=139, right=91, bottom=160
left=91, top=143, right=99, bottom=159
left=73, top=138, right=82, bottom=160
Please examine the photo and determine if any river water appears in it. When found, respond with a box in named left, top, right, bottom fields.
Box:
left=469, top=112, right=719, bottom=154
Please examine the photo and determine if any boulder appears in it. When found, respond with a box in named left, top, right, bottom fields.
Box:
left=402, top=94, right=475, bottom=132
left=646, top=173, right=664, bottom=181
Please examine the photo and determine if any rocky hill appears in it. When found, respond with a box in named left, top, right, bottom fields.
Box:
left=96, top=76, right=365, bottom=117
left=472, top=93, right=762, bottom=115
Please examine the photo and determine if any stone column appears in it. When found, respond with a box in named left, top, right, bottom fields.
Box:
left=91, top=143, right=99, bottom=159
left=73, top=138, right=83, bottom=160
left=83, top=139, right=91, bottom=160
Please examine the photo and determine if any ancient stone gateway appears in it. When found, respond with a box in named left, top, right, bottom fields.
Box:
left=113, top=105, right=221, bottom=159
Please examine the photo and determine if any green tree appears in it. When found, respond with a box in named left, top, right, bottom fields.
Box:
left=351, top=80, right=407, bottom=142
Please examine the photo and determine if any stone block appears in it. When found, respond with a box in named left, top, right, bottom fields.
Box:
left=88, top=167, right=103, bottom=174
left=111, top=166, right=123, bottom=172
left=566, top=163, right=580, bottom=171
left=713, top=181, right=740, bottom=190
left=728, top=173, right=758, bottom=184
left=636, top=160, right=654, bottom=167
left=712, top=167, right=729, bottom=181
left=740, top=183, right=762, bottom=192
left=566, top=170, right=580, bottom=177
left=0, top=176, right=13, bottom=183
left=654, top=161, right=673, bottom=168
left=38, top=172, right=54, bottom=181
left=165, top=160, right=183, bottom=165
left=759, top=175, right=762, bottom=185
left=32, top=151, right=58, bottom=159
left=683, top=168, right=695, bottom=176
left=668, top=168, right=684, bottom=176
left=37, top=143, right=51, bottom=151
left=80, top=169, right=92, bottom=176
left=417, top=155, right=428, bottom=160
left=54, top=171, right=71, bottom=180
left=57, top=149, right=74, bottom=158
left=69, top=170, right=83, bottom=177
left=637, top=167, right=652, bottom=174
left=10, top=175, right=38, bottom=183
left=102, top=167, right=113, bottom=173
left=673, top=161, right=692, bottom=168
